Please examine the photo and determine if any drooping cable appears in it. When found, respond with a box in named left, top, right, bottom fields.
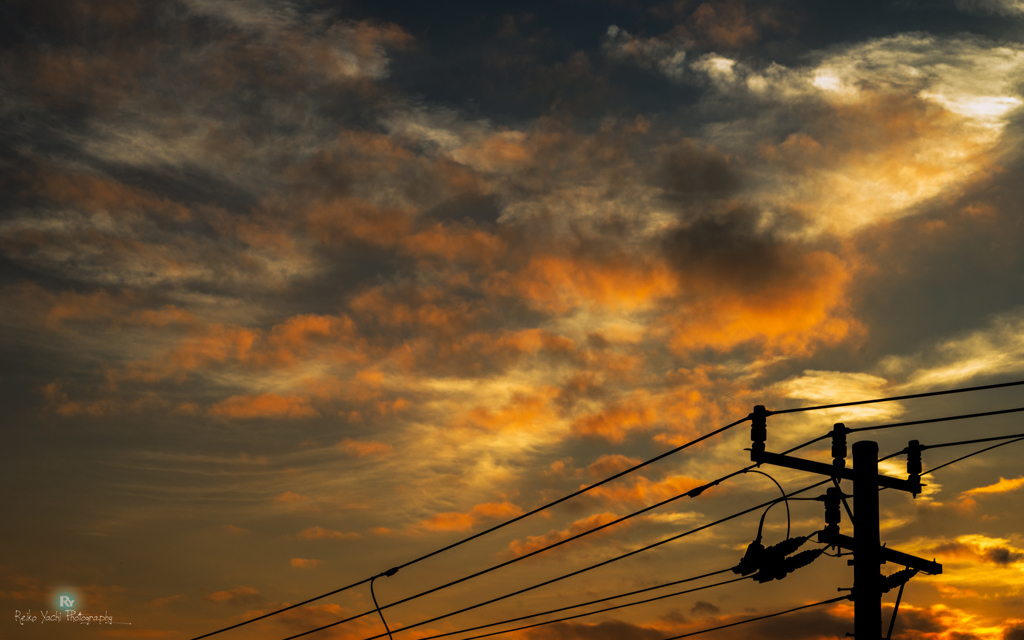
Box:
left=370, top=568, right=398, bottom=640
left=743, top=469, right=790, bottom=540
left=659, top=595, right=851, bottom=639
left=190, top=415, right=752, bottom=640
left=278, top=479, right=832, bottom=640
left=363, top=573, right=746, bottom=640
left=769, top=379, right=1024, bottom=415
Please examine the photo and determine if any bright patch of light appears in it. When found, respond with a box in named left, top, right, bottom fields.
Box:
left=812, top=69, right=851, bottom=94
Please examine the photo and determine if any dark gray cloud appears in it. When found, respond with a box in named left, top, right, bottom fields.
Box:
left=527, top=620, right=668, bottom=640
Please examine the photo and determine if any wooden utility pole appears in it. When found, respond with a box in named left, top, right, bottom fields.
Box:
left=853, top=441, right=882, bottom=639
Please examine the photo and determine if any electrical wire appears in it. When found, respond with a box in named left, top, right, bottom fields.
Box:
left=743, top=469, right=790, bottom=540
left=847, top=406, right=1024, bottom=433
left=878, top=433, right=1024, bottom=464
left=278, top=479, right=832, bottom=640
left=190, top=414, right=751, bottom=640
left=925, top=435, right=1024, bottom=475
left=919, top=432, right=1024, bottom=450
left=769, top=379, right=1024, bottom=416
left=410, top=527, right=830, bottom=640
left=659, top=595, right=851, bottom=639
left=873, top=435, right=1024, bottom=494
left=363, top=574, right=747, bottom=640
left=370, top=573, right=397, bottom=640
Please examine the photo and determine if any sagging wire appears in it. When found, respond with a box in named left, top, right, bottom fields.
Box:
left=370, top=567, right=399, bottom=640
left=743, top=468, right=791, bottom=540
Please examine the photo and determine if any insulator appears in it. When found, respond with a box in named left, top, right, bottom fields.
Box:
left=765, top=535, right=808, bottom=558
left=733, top=539, right=764, bottom=576
left=782, top=548, right=825, bottom=574
left=753, top=554, right=784, bottom=583
left=831, top=424, right=847, bottom=469
left=907, top=440, right=922, bottom=476
left=751, top=405, right=768, bottom=456
left=881, top=568, right=917, bottom=593
left=825, top=487, right=841, bottom=530
left=907, top=440, right=923, bottom=496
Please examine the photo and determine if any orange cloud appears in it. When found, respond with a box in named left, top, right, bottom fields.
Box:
left=934, top=583, right=979, bottom=599
left=150, top=594, right=186, bottom=608
left=306, top=197, right=414, bottom=248
left=588, top=475, right=707, bottom=504
left=122, top=323, right=258, bottom=382
left=571, top=393, right=660, bottom=443
left=209, top=393, right=318, bottom=419
left=205, top=586, right=261, bottom=605
left=689, top=1, right=765, bottom=49
left=665, top=250, right=857, bottom=356
left=417, top=501, right=524, bottom=532
left=116, top=313, right=354, bottom=383
left=401, top=222, right=507, bottom=266
left=259, top=314, right=354, bottom=367
left=290, top=558, right=322, bottom=569
left=275, top=492, right=309, bottom=505
left=297, top=526, right=361, bottom=541
left=35, top=169, right=191, bottom=222
left=493, top=255, right=679, bottom=314
left=586, top=455, right=641, bottom=477
left=963, top=476, right=1024, bottom=496
left=350, top=285, right=489, bottom=336
left=454, top=130, right=531, bottom=171
left=34, top=285, right=195, bottom=331
left=336, top=439, right=393, bottom=457
left=507, top=512, right=623, bottom=557
left=461, top=388, right=561, bottom=433
left=925, top=535, right=1024, bottom=567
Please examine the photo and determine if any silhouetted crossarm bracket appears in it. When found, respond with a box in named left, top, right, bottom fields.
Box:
left=817, top=531, right=942, bottom=575
left=751, top=450, right=921, bottom=493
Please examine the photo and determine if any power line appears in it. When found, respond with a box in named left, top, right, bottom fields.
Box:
left=925, top=435, right=1024, bottom=475
left=848, top=406, right=1024, bottom=433
left=871, top=435, right=1024, bottom=500
left=919, top=432, right=1024, bottom=450
left=878, top=432, right=1024, bottom=464
left=190, top=415, right=750, bottom=640
left=364, top=571, right=743, bottom=640
left=769, top=379, right=1024, bottom=416
left=279, top=480, right=831, bottom=640
left=660, top=595, right=851, bottom=639
left=425, top=576, right=749, bottom=640
left=760, top=406, right=1024, bottom=459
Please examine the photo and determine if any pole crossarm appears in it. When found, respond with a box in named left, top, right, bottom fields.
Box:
left=817, top=532, right=942, bottom=575
left=751, top=450, right=921, bottom=494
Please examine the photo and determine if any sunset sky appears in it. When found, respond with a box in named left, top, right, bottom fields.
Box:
left=3, top=0, right=1024, bottom=638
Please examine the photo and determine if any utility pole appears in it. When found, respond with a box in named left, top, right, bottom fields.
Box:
left=747, top=406, right=941, bottom=640
left=853, top=441, right=881, bottom=639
